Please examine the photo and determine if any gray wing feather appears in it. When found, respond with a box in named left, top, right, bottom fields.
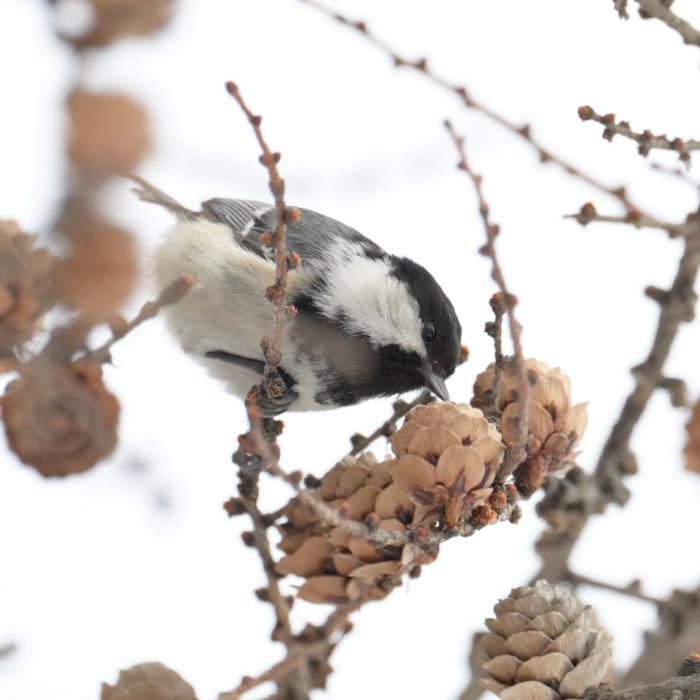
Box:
left=129, top=176, right=386, bottom=264
left=244, top=206, right=387, bottom=263
left=127, top=174, right=199, bottom=222
left=202, top=198, right=271, bottom=236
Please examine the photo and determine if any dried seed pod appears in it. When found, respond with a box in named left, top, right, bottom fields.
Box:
left=477, top=580, right=612, bottom=699
left=389, top=402, right=502, bottom=528
left=101, top=662, right=197, bottom=700
left=1, top=361, right=120, bottom=477
left=473, top=359, right=587, bottom=496
left=0, top=220, right=56, bottom=357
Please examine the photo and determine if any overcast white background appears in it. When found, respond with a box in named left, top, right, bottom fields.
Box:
left=2, top=1, right=700, bottom=699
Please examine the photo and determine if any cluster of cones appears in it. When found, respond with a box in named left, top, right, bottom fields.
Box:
left=275, top=359, right=588, bottom=604
left=1, top=2, right=176, bottom=478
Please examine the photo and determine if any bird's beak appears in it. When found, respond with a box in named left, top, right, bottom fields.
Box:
left=421, top=364, right=450, bottom=401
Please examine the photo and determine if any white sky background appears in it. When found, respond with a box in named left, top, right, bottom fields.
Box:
left=2, top=1, right=700, bottom=699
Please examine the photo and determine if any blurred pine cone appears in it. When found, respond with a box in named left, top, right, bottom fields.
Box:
left=1, top=361, right=120, bottom=477
left=69, top=0, right=175, bottom=49
left=101, top=662, right=197, bottom=700
left=54, top=212, right=137, bottom=321
left=389, top=402, right=502, bottom=528
left=477, top=580, right=612, bottom=700
left=0, top=220, right=56, bottom=359
left=473, top=359, right=588, bottom=496
left=67, top=90, right=151, bottom=176
left=277, top=452, right=431, bottom=605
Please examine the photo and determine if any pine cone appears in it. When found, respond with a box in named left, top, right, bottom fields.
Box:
left=389, top=402, right=502, bottom=528
left=67, top=90, right=152, bottom=175
left=1, top=361, right=120, bottom=477
left=70, top=0, right=175, bottom=49
left=477, top=581, right=612, bottom=699
left=0, top=220, right=56, bottom=357
left=101, top=662, right=197, bottom=700
left=473, top=359, right=588, bottom=496
left=276, top=452, right=428, bottom=605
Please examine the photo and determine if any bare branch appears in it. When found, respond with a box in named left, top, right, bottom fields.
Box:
left=86, top=275, right=193, bottom=364
left=578, top=105, right=700, bottom=165
left=225, top=81, right=298, bottom=405
left=584, top=657, right=700, bottom=699
left=565, top=201, right=686, bottom=238
left=634, top=0, right=700, bottom=49
left=298, top=0, right=653, bottom=218
left=613, top=0, right=630, bottom=19
left=443, top=120, right=529, bottom=482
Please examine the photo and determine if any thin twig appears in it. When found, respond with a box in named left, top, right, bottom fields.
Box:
left=348, top=390, right=433, bottom=456
left=613, top=0, right=630, bottom=19
left=86, top=275, right=193, bottom=364
left=566, top=201, right=686, bottom=238
left=633, top=0, right=700, bottom=50
left=225, top=81, right=296, bottom=403
left=218, top=643, right=323, bottom=700
left=484, top=294, right=506, bottom=418
left=238, top=473, right=293, bottom=643
left=578, top=105, right=700, bottom=165
left=297, top=0, right=653, bottom=219
left=443, top=120, right=529, bottom=482
left=565, top=571, right=687, bottom=612
left=534, top=226, right=700, bottom=582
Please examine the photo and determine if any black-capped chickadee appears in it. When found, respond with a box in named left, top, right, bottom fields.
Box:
left=130, top=176, right=462, bottom=415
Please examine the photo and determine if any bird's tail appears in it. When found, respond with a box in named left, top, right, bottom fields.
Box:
left=127, top=174, right=198, bottom=222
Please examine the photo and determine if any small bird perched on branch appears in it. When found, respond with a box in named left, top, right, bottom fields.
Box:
left=130, top=176, right=462, bottom=415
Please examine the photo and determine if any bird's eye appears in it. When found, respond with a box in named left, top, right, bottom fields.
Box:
left=422, top=322, right=437, bottom=342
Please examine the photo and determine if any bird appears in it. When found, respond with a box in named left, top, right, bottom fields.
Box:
left=130, top=175, right=463, bottom=416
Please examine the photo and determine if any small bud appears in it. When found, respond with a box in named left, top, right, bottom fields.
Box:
left=251, top=115, right=262, bottom=127
left=284, top=207, right=301, bottom=224
left=364, top=512, right=381, bottom=532
left=241, top=531, right=255, bottom=547
left=577, top=105, right=594, bottom=121
left=304, top=474, right=322, bottom=489
left=223, top=497, right=246, bottom=517
left=288, top=251, right=302, bottom=267
left=254, top=587, right=271, bottom=602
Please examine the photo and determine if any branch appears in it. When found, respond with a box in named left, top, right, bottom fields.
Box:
left=565, top=571, right=687, bottom=612
left=633, top=0, right=700, bottom=49
left=594, top=230, right=700, bottom=506
left=225, top=81, right=298, bottom=404
left=443, top=120, right=529, bottom=482
left=85, top=275, right=193, bottom=364
left=613, top=0, right=630, bottom=19
left=535, top=225, right=700, bottom=582
left=347, top=390, right=433, bottom=456
left=578, top=105, right=700, bottom=165
left=297, top=0, right=653, bottom=218
left=566, top=201, right=686, bottom=238
left=584, top=657, right=700, bottom=699
left=236, top=473, right=293, bottom=644
left=269, top=463, right=519, bottom=550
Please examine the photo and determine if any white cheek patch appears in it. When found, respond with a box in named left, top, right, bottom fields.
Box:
left=313, top=240, right=426, bottom=357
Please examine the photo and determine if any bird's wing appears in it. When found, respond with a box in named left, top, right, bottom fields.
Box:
left=128, top=174, right=201, bottom=221
left=203, top=199, right=386, bottom=264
